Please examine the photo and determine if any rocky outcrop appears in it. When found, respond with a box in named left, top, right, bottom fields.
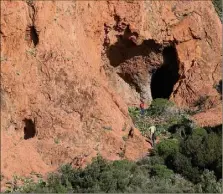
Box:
left=1, top=0, right=221, bottom=184
left=102, top=1, right=222, bottom=108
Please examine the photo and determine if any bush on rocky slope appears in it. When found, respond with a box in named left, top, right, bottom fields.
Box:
left=155, top=126, right=222, bottom=185
left=4, top=156, right=196, bottom=193
left=6, top=153, right=221, bottom=193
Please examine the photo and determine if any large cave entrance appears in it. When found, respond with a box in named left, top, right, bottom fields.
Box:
left=103, top=20, right=180, bottom=102
left=151, top=46, right=179, bottom=99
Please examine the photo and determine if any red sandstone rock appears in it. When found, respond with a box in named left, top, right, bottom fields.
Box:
left=0, top=0, right=221, bottom=188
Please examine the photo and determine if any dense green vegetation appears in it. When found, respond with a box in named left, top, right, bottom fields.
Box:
left=213, top=0, right=222, bottom=21
left=5, top=99, right=222, bottom=193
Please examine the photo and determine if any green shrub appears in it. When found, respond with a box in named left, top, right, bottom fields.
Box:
left=205, top=132, right=222, bottom=163
left=137, top=156, right=168, bottom=179
left=144, top=175, right=195, bottom=193
left=181, top=128, right=221, bottom=169
left=155, top=138, right=179, bottom=159
left=169, top=174, right=196, bottom=193
left=146, top=98, right=175, bottom=117
left=129, top=99, right=222, bottom=191
left=168, top=116, right=194, bottom=140
left=6, top=153, right=222, bottom=193
left=128, top=107, right=140, bottom=119
left=204, top=124, right=222, bottom=134
left=150, top=164, right=174, bottom=178
left=46, top=173, right=69, bottom=193
left=212, top=0, right=222, bottom=21
left=9, top=155, right=201, bottom=193
left=166, top=153, right=201, bottom=184
left=181, top=128, right=208, bottom=160
left=54, top=138, right=60, bottom=144
left=197, top=170, right=222, bottom=193
left=137, top=155, right=165, bottom=169
left=176, top=126, right=222, bottom=182
left=59, top=157, right=150, bottom=193
left=214, top=156, right=222, bottom=179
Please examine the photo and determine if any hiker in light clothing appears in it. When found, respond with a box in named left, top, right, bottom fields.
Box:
left=149, top=125, right=156, bottom=147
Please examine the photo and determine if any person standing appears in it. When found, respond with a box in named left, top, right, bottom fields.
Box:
left=149, top=125, right=156, bottom=147
left=140, top=100, right=145, bottom=116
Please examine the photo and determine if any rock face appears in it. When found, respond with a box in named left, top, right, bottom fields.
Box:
left=1, top=0, right=222, bottom=184
left=103, top=1, right=222, bottom=108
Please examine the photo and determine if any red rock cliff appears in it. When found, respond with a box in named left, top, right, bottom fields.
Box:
left=1, top=0, right=222, bottom=183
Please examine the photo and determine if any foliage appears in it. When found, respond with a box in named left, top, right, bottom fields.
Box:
left=6, top=156, right=205, bottom=193
left=155, top=138, right=179, bottom=160
left=197, top=170, right=222, bottom=193
left=149, top=164, right=174, bottom=179
left=6, top=147, right=222, bottom=193
left=132, top=99, right=223, bottom=187
left=128, top=106, right=141, bottom=122
left=212, top=0, right=222, bottom=21
left=168, top=116, right=194, bottom=140
left=155, top=126, right=222, bottom=185
left=4, top=175, right=49, bottom=193
left=146, top=98, right=175, bottom=117
left=128, top=98, right=190, bottom=138
left=204, top=124, right=222, bottom=134
left=181, top=128, right=222, bottom=179
left=128, top=98, right=222, bottom=187
left=166, top=152, right=201, bottom=184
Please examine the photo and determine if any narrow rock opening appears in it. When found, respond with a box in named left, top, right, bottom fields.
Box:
left=23, top=118, right=36, bottom=140
left=30, top=26, right=39, bottom=46
left=151, top=46, right=179, bottom=99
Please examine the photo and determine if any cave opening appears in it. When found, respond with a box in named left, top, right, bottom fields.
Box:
left=23, top=118, right=36, bottom=140
left=104, top=27, right=179, bottom=101
left=30, top=26, right=39, bottom=47
left=151, top=45, right=179, bottom=99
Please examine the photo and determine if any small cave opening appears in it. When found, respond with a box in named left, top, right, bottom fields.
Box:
left=151, top=45, right=180, bottom=99
left=30, top=26, right=39, bottom=47
left=23, top=118, right=36, bottom=140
